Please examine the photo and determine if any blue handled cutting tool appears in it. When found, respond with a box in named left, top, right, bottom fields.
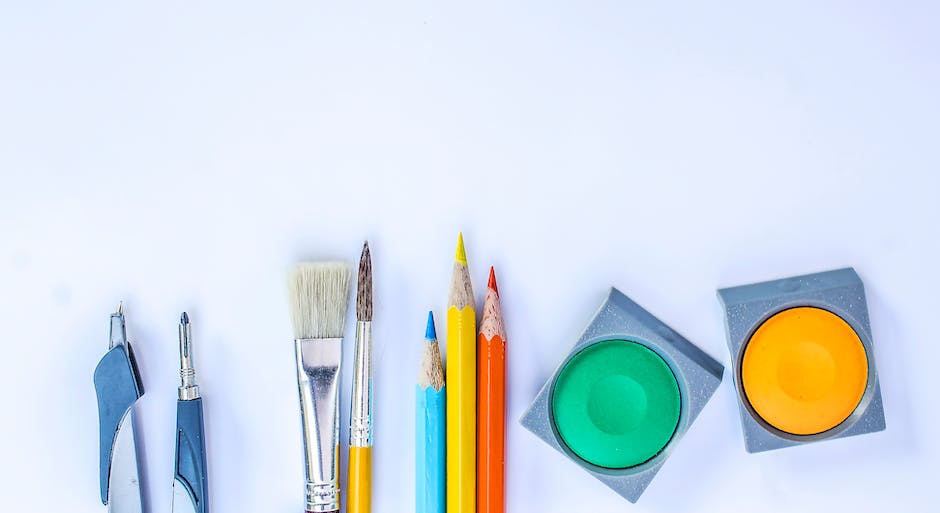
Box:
left=93, top=303, right=146, bottom=513
left=172, top=312, right=209, bottom=513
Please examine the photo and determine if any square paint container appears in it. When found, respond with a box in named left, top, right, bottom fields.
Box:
left=717, top=268, right=886, bottom=453
left=521, top=288, right=723, bottom=502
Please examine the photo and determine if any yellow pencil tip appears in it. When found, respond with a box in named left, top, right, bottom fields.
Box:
left=455, top=232, right=467, bottom=265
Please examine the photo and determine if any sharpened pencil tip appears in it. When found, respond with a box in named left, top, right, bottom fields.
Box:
left=117, top=301, right=123, bottom=316
left=455, top=232, right=467, bottom=265
left=180, top=311, right=190, bottom=325
left=425, top=311, right=437, bottom=340
left=488, top=266, right=498, bottom=295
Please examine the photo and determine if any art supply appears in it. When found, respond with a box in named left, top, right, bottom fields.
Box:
left=521, top=288, right=723, bottom=503
left=172, top=312, right=209, bottom=513
left=717, top=268, right=886, bottom=452
left=477, top=267, right=506, bottom=513
left=417, top=312, right=446, bottom=513
left=446, top=233, right=476, bottom=513
left=288, top=262, right=352, bottom=513
left=93, top=302, right=146, bottom=513
left=348, top=243, right=374, bottom=513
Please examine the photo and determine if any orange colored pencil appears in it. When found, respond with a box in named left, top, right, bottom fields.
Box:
left=477, top=266, right=506, bottom=513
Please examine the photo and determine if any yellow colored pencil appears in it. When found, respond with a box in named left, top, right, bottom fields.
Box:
left=446, top=233, right=476, bottom=513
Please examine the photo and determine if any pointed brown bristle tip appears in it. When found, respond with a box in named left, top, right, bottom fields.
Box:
left=488, top=266, right=498, bottom=295
left=357, top=242, right=373, bottom=321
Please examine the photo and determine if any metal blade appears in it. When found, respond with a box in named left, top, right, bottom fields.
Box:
left=171, top=478, right=197, bottom=513
left=108, top=410, right=143, bottom=513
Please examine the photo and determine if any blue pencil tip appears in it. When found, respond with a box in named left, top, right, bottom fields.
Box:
left=425, top=311, right=437, bottom=340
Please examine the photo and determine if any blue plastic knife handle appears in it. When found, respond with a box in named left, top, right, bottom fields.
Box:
left=93, top=344, right=144, bottom=505
left=175, top=398, right=208, bottom=513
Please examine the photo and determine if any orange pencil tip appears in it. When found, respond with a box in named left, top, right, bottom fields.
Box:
left=488, top=266, right=498, bottom=294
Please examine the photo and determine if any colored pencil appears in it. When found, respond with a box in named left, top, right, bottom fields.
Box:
left=446, top=233, right=476, bottom=513
left=417, top=312, right=446, bottom=513
left=477, top=267, right=506, bottom=513
left=348, top=242, right=374, bottom=513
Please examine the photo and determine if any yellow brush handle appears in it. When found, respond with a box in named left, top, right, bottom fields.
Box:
left=347, top=446, right=372, bottom=513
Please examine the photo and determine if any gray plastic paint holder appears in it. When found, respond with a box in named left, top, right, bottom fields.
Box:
left=717, top=267, right=886, bottom=453
left=521, top=288, right=723, bottom=503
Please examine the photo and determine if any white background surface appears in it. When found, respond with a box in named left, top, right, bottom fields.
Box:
left=1, top=1, right=938, bottom=512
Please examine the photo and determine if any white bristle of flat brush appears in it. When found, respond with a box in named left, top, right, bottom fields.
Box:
left=288, top=261, right=352, bottom=339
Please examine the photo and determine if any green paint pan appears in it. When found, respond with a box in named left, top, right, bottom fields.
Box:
left=521, top=288, right=723, bottom=503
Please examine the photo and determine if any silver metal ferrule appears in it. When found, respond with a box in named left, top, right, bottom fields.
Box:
left=295, top=337, right=343, bottom=512
left=179, top=314, right=200, bottom=401
left=349, top=320, right=373, bottom=448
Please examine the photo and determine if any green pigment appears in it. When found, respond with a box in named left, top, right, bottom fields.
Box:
left=551, top=340, right=681, bottom=468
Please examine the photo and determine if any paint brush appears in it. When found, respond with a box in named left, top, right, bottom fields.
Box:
left=477, top=267, right=506, bottom=513
left=288, top=262, right=352, bottom=513
left=446, top=233, right=476, bottom=513
left=348, top=243, right=373, bottom=513
left=417, top=312, right=445, bottom=513
left=172, top=312, right=209, bottom=513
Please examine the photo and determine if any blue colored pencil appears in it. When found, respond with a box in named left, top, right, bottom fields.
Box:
left=417, top=312, right=446, bottom=513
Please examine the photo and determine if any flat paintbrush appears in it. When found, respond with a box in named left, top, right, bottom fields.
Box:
left=288, top=262, right=351, bottom=513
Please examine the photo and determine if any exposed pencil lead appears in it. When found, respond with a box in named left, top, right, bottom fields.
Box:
left=455, top=232, right=467, bottom=265
left=117, top=301, right=123, bottom=316
left=357, top=241, right=373, bottom=321
left=488, top=266, right=498, bottom=295
left=181, top=311, right=190, bottom=325
left=426, top=311, right=437, bottom=341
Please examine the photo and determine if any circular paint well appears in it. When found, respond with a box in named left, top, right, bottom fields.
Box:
left=742, top=307, right=869, bottom=436
left=550, top=340, right=680, bottom=469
